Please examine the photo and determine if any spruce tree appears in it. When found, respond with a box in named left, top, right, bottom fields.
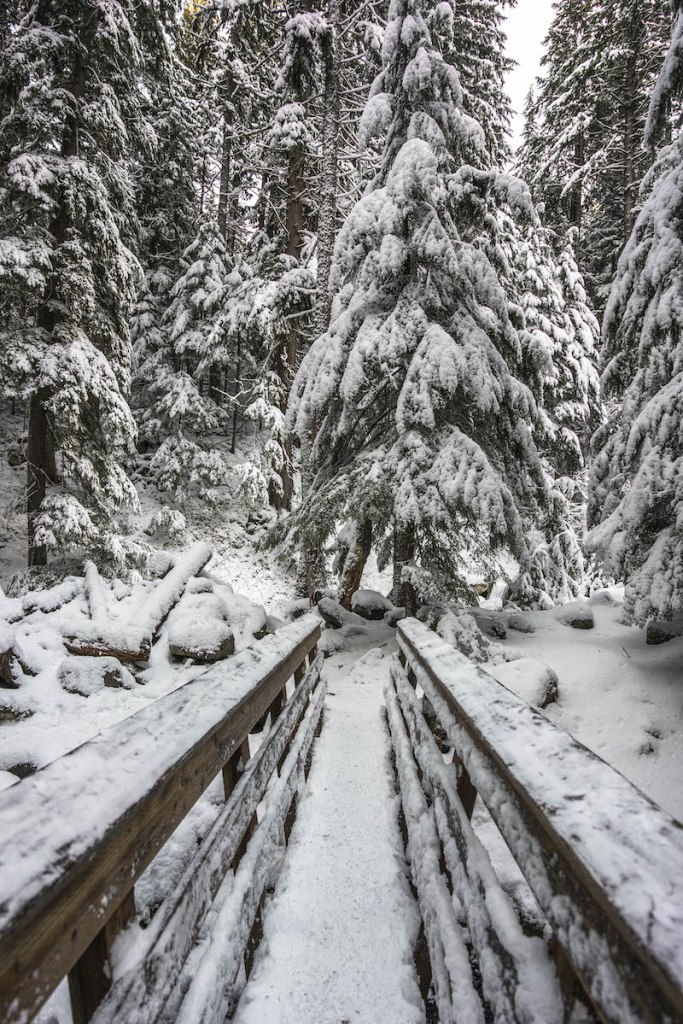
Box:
left=0, top=0, right=156, bottom=567
left=519, top=0, right=673, bottom=310
left=287, top=0, right=579, bottom=613
left=428, top=0, right=514, bottom=167
left=588, top=2, right=683, bottom=625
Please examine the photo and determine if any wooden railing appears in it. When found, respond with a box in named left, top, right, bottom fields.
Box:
left=0, top=616, right=323, bottom=1024
left=388, top=617, right=683, bottom=1024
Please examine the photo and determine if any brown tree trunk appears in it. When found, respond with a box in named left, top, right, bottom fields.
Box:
left=27, top=8, right=93, bottom=565
left=315, top=0, right=340, bottom=336
left=393, top=522, right=417, bottom=616
left=339, top=520, right=372, bottom=609
left=27, top=394, right=58, bottom=567
left=622, top=17, right=640, bottom=242
left=569, top=130, right=584, bottom=246
left=300, top=1, right=341, bottom=586
left=217, top=70, right=234, bottom=243
left=272, top=139, right=306, bottom=512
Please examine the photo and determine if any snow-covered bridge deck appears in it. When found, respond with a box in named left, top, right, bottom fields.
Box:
left=1, top=618, right=682, bottom=1024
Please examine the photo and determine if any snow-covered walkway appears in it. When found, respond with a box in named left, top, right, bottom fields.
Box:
left=233, top=643, right=424, bottom=1024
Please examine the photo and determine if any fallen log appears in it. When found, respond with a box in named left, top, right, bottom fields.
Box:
left=63, top=625, right=152, bottom=664
left=62, top=543, right=213, bottom=664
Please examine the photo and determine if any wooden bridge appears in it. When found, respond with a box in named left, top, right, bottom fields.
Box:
left=0, top=617, right=682, bottom=1023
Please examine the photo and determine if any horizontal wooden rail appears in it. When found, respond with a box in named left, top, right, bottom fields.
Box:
left=0, top=616, right=321, bottom=1024
left=394, top=617, right=683, bottom=1024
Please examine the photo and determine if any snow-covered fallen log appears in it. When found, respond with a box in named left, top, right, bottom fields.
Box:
left=63, top=543, right=213, bottom=663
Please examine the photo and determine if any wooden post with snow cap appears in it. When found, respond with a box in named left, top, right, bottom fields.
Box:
left=391, top=616, right=683, bottom=1024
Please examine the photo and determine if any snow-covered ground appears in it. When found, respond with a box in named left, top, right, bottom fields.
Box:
left=233, top=636, right=424, bottom=1024
left=482, top=593, right=683, bottom=822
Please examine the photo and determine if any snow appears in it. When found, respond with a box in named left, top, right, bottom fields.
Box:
left=0, top=616, right=321, bottom=932
left=388, top=660, right=564, bottom=1023
left=484, top=657, right=558, bottom=709
left=232, top=645, right=424, bottom=1024
left=498, top=596, right=683, bottom=822
left=398, top=617, right=683, bottom=1014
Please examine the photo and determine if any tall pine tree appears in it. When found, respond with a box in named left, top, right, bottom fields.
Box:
left=519, top=0, right=673, bottom=310
left=0, top=0, right=158, bottom=567
left=589, top=0, right=683, bottom=625
left=286, top=0, right=582, bottom=613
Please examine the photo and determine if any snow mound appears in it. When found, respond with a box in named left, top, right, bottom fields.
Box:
left=167, top=616, right=235, bottom=663
left=485, top=658, right=559, bottom=709
left=554, top=601, right=594, bottom=629
left=351, top=589, right=394, bottom=621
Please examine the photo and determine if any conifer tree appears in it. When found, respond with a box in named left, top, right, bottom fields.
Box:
left=428, top=0, right=514, bottom=167
left=589, top=2, right=683, bottom=625
left=519, top=0, right=672, bottom=310
left=287, top=0, right=580, bottom=613
left=0, top=0, right=157, bottom=567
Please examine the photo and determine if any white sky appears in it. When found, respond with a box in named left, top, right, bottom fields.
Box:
left=503, top=0, right=555, bottom=150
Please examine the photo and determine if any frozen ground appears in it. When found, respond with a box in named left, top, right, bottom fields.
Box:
left=488, top=593, right=683, bottom=822
left=233, top=637, right=424, bottom=1024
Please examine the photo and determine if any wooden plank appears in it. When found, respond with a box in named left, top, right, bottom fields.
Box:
left=384, top=672, right=484, bottom=1024
left=171, top=675, right=328, bottom=1024
left=90, top=655, right=323, bottom=1024
left=397, top=618, right=683, bottom=1024
left=68, top=890, right=136, bottom=1024
left=0, top=617, right=320, bottom=1024
left=391, top=661, right=564, bottom=1024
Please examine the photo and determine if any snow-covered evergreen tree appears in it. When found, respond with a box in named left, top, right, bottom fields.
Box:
left=589, top=2, right=683, bottom=625
left=519, top=0, right=673, bottom=310
left=428, top=0, right=514, bottom=167
left=287, top=0, right=582, bottom=612
left=0, top=0, right=157, bottom=567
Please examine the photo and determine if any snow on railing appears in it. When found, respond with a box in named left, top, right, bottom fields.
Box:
left=390, top=617, right=683, bottom=1024
left=0, top=615, right=323, bottom=1024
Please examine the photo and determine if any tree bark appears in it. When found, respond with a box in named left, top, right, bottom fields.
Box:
left=27, top=6, right=94, bottom=565
left=217, top=71, right=234, bottom=244
left=300, top=0, right=341, bottom=588
left=393, top=522, right=417, bottom=616
left=622, top=14, right=640, bottom=242
left=339, top=519, right=372, bottom=609
left=569, top=130, right=584, bottom=245
left=271, top=138, right=306, bottom=512
left=27, top=394, right=57, bottom=567
left=315, top=0, right=340, bottom=336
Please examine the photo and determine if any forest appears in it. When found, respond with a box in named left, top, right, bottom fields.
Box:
left=0, top=2, right=683, bottom=1021
left=0, top=0, right=680, bottom=629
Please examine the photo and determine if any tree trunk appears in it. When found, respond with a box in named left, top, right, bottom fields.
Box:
left=27, top=394, right=57, bottom=567
left=272, top=138, right=306, bottom=512
left=217, top=76, right=234, bottom=243
left=315, top=0, right=340, bottom=336
left=27, top=8, right=93, bottom=566
left=393, top=522, right=417, bottom=616
left=569, top=130, right=584, bottom=245
left=231, top=342, right=241, bottom=455
left=209, top=366, right=222, bottom=406
left=622, top=16, right=640, bottom=242
left=300, top=0, right=341, bottom=585
left=339, top=519, right=372, bottom=609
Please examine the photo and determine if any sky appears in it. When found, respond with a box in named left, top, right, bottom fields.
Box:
left=503, top=0, right=555, bottom=150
